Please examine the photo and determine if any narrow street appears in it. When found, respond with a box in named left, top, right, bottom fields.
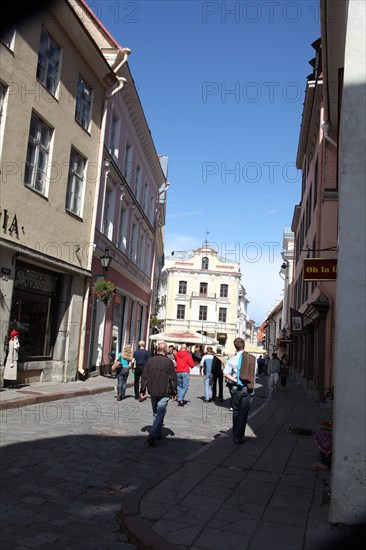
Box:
left=1, top=376, right=258, bottom=549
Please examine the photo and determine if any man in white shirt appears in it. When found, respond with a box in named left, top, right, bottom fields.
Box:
left=223, top=338, right=254, bottom=444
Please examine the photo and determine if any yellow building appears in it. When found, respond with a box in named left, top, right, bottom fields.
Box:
left=158, top=246, right=246, bottom=354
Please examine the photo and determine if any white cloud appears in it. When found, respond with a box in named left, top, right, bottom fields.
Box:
left=167, top=210, right=204, bottom=218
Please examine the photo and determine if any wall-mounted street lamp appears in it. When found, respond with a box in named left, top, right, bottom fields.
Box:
left=100, top=248, right=113, bottom=278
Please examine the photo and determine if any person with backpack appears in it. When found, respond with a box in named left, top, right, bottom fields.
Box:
left=111, top=344, right=133, bottom=401
left=223, top=338, right=255, bottom=444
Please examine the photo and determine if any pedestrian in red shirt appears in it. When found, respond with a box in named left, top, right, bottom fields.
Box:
left=175, top=344, right=194, bottom=406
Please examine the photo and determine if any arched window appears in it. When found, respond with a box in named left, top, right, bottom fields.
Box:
left=201, top=256, right=209, bottom=270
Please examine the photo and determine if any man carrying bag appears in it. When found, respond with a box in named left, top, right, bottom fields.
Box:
left=223, top=338, right=255, bottom=444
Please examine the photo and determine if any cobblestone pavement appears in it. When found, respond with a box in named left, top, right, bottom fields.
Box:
left=1, top=375, right=266, bottom=549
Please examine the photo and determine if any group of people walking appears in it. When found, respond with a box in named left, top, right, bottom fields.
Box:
left=257, top=352, right=290, bottom=392
left=111, top=338, right=289, bottom=448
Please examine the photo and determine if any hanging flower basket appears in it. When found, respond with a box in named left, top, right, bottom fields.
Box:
left=92, top=280, right=115, bottom=305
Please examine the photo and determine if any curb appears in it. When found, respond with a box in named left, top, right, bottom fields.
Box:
left=0, top=384, right=115, bottom=411
left=119, top=463, right=191, bottom=550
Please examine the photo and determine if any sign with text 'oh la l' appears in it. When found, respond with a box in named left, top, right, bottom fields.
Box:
left=303, top=258, right=337, bottom=281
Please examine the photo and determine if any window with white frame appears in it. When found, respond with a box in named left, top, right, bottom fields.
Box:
left=220, top=284, right=228, bottom=298
left=102, top=186, right=114, bottom=239
left=199, top=305, right=207, bottom=321
left=0, top=82, right=7, bottom=155
left=135, top=165, right=142, bottom=201
left=124, top=141, right=133, bottom=183
left=75, top=75, right=92, bottom=130
left=177, top=304, right=185, bottom=320
left=24, top=112, right=53, bottom=195
left=36, top=27, right=60, bottom=96
left=218, top=307, right=227, bottom=323
left=0, top=27, right=15, bottom=49
left=149, top=194, right=155, bottom=224
left=201, top=256, right=209, bottom=269
left=178, top=281, right=187, bottom=294
left=130, top=222, right=137, bottom=262
left=109, top=112, right=120, bottom=158
left=66, top=148, right=86, bottom=217
left=139, top=232, right=146, bottom=270
left=199, top=282, right=208, bottom=296
left=143, top=183, right=149, bottom=212
left=145, top=241, right=151, bottom=274
left=118, top=205, right=127, bottom=252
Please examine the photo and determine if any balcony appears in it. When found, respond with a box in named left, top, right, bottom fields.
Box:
left=191, top=292, right=217, bottom=300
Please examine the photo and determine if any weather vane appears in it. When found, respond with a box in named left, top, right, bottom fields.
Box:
left=204, top=229, right=210, bottom=248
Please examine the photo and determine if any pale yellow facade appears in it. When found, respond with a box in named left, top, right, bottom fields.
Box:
left=0, top=0, right=118, bottom=382
left=159, top=247, right=242, bottom=354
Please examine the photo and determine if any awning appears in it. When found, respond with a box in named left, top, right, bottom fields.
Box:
left=149, top=330, right=218, bottom=345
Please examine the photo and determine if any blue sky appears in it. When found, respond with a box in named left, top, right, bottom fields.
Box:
left=87, top=0, right=320, bottom=324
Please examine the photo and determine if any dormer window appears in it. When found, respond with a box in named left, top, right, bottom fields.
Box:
left=201, top=256, right=209, bottom=269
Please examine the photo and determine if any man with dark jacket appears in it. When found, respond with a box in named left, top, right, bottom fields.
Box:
left=140, top=341, right=177, bottom=446
left=211, top=347, right=225, bottom=402
left=131, top=340, right=151, bottom=400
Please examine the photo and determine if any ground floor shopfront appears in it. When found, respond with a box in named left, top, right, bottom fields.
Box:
left=289, top=298, right=335, bottom=402
left=0, top=242, right=88, bottom=385
left=82, top=254, right=152, bottom=377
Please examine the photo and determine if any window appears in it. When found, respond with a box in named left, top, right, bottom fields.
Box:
left=145, top=242, right=151, bottom=275
left=102, top=187, right=113, bottom=238
left=1, top=27, right=15, bottom=49
left=178, top=281, right=187, bottom=294
left=0, top=82, right=7, bottom=154
left=118, top=205, right=127, bottom=251
left=36, top=27, right=60, bottom=96
left=24, top=113, right=52, bottom=195
left=130, top=222, right=137, bottom=262
left=109, top=112, right=120, bottom=158
left=66, top=148, right=86, bottom=216
left=200, top=282, right=208, bottom=296
left=10, top=262, right=58, bottom=359
left=201, top=257, right=209, bottom=269
left=219, top=308, right=227, bottom=323
left=75, top=75, right=92, bottom=130
left=199, top=306, right=207, bottom=321
left=139, top=233, right=146, bottom=270
left=135, top=165, right=142, bottom=200
left=220, top=284, right=228, bottom=298
left=124, top=141, right=133, bottom=183
left=177, top=304, right=185, bottom=320
left=143, top=182, right=149, bottom=211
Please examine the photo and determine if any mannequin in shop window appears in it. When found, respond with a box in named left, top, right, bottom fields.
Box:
left=4, top=330, right=20, bottom=388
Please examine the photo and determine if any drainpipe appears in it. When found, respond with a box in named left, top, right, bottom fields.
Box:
left=321, top=121, right=338, bottom=147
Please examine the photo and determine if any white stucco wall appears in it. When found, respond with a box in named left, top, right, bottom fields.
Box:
left=330, top=0, right=366, bottom=525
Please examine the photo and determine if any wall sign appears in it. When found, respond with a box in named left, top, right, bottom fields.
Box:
left=303, top=258, right=337, bottom=281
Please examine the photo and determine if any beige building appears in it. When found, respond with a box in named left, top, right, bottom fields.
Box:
left=158, top=246, right=245, bottom=354
left=0, top=0, right=119, bottom=383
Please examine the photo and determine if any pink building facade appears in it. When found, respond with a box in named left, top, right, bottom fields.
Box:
left=83, top=55, right=168, bottom=375
left=290, top=38, right=338, bottom=401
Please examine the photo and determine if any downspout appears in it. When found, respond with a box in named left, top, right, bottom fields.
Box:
left=77, top=91, right=109, bottom=377
left=320, top=1, right=338, bottom=149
